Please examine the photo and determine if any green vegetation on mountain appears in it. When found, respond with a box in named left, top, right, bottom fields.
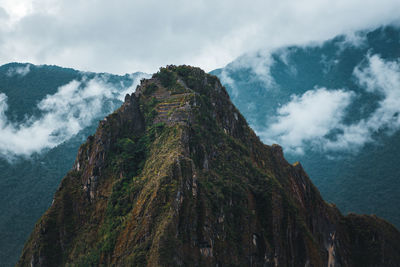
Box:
left=18, top=66, right=400, bottom=266
left=212, top=25, right=400, bottom=228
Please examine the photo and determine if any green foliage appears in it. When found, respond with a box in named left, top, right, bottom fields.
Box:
left=126, top=242, right=150, bottom=266
left=153, top=68, right=176, bottom=88
left=76, top=250, right=100, bottom=267
left=110, top=123, right=165, bottom=181
left=175, top=65, right=192, bottom=77
left=170, top=83, right=186, bottom=95
left=142, top=96, right=159, bottom=125
left=112, top=138, right=137, bottom=176
left=91, top=121, right=166, bottom=261
left=143, top=84, right=158, bottom=96
left=152, top=66, right=191, bottom=95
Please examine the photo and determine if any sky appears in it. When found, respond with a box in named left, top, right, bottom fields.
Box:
left=0, top=0, right=400, bottom=74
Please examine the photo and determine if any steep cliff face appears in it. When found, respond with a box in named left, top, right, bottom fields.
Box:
left=18, top=66, right=400, bottom=266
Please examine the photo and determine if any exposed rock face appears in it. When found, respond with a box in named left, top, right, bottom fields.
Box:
left=18, top=66, right=400, bottom=266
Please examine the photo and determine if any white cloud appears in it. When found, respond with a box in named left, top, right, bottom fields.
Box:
left=235, top=50, right=276, bottom=86
left=220, top=49, right=276, bottom=100
left=219, top=69, right=238, bottom=98
left=261, top=88, right=354, bottom=154
left=0, top=74, right=145, bottom=159
left=0, top=0, right=399, bottom=74
left=261, top=54, right=400, bottom=154
left=325, top=54, right=400, bottom=150
left=340, top=31, right=368, bottom=49
left=116, top=73, right=151, bottom=101
left=6, top=63, right=31, bottom=76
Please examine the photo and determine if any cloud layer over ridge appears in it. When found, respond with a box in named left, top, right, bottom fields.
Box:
left=261, top=54, right=400, bottom=154
left=0, top=73, right=145, bottom=158
left=0, top=0, right=399, bottom=74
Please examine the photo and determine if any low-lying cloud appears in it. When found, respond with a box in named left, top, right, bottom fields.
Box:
left=219, top=29, right=371, bottom=94
left=6, top=63, right=31, bottom=77
left=261, top=54, right=400, bottom=154
left=325, top=54, right=400, bottom=150
left=219, top=49, right=276, bottom=100
left=261, top=88, right=354, bottom=154
left=0, top=74, right=145, bottom=159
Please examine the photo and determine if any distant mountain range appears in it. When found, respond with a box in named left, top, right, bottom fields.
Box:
left=1, top=24, right=400, bottom=266
left=212, top=25, right=400, bottom=229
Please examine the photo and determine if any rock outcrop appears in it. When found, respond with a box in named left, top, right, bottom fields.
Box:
left=18, top=66, right=400, bottom=266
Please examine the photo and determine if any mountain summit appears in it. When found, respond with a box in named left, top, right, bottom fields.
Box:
left=18, top=66, right=400, bottom=266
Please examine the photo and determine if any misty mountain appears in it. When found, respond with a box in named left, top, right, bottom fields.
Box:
left=212, top=25, right=400, bottom=229
left=2, top=24, right=400, bottom=266
left=18, top=65, right=400, bottom=267
left=0, top=63, right=147, bottom=267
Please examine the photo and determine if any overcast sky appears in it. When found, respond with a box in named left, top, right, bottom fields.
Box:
left=0, top=0, right=399, bottom=74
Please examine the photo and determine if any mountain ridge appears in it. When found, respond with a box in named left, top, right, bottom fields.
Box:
left=211, top=24, right=400, bottom=227
left=18, top=65, right=400, bottom=266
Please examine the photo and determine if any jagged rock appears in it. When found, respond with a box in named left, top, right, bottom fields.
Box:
left=18, top=65, right=400, bottom=267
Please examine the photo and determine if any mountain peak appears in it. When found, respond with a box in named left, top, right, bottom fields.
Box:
left=18, top=66, right=400, bottom=266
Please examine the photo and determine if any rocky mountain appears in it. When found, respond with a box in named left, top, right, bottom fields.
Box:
left=18, top=66, right=400, bottom=266
left=0, top=63, right=147, bottom=267
left=212, top=25, right=400, bottom=228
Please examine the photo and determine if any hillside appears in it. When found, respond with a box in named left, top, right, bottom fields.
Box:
left=0, top=63, right=146, bottom=266
left=212, top=25, right=400, bottom=227
left=18, top=66, right=400, bottom=266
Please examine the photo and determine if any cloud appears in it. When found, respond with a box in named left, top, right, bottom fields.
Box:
left=219, top=49, right=276, bottom=101
left=261, top=54, right=400, bottom=154
left=116, top=73, right=151, bottom=101
left=6, top=63, right=31, bottom=76
left=325, top=54, right=400, bottom=150
left=339, top=31, right=368, bottom=50
left=0, top=74, right=146, bottom=159
left=218, top=69, right=238, bottom=98
left=0, top=0, right=399, bottom=74
left=261, top=88, right=354, bottom=154
left=234, top=50, right=276, bottom=86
